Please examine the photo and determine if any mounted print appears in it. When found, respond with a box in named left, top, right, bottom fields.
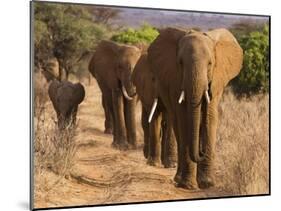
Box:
left=31, top=0, right=270, bottom=210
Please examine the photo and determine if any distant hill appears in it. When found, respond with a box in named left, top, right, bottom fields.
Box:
left=110, top=8, right=268, bottom=30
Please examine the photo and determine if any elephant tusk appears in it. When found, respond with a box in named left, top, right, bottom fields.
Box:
left=122, top=85, right=134, bottom=101
left=178, top=90, right=185, bottom=104
left=205, top=90, right=210, bottom=104
left=148, top=98, right=158, bottom=123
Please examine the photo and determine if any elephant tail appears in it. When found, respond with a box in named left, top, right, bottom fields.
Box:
left=88, top=54, right=96, bottom=78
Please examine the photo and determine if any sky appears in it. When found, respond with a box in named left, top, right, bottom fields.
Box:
left=108, top=6, right=269, bottom=29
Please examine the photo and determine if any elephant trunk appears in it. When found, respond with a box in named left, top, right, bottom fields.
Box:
left=188, top=69, right=208, bottom=163
left=189, top=101, right=205, bottom=163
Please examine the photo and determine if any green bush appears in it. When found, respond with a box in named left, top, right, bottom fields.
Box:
left=232, top=25, right=269, bottom=94
left=111, top=24, right=159, bottom=45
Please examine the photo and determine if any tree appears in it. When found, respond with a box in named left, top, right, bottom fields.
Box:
left=111, top=24, right=159, bottom=45
left=89, top=7, right=120, bottom=25
left=231, top=24, right=269, bottom=94
left=34, top=19, right=53, bottom=72
left=230, top=19, right=266, bottom=38
left=34, top=2, right=110, bottom=80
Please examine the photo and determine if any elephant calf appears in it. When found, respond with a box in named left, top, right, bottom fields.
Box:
left=48, top=80, right=85, bottom=130
left=132, top=54, right=177, bottom=168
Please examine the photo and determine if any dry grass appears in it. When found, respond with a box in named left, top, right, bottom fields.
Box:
left=34, top=113, right=78, bottom=176
left=34, top=71, right=49, bottom=115
left=216, top=88, right=269, bottom=195
left=34, top=119, right=78, bottom=206
left=33, top=73, right=269, bottom=208
left=34, top=73, right=78, bottom=201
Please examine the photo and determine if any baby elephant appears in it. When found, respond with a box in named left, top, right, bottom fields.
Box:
left=48, top=80, right=85, bottom=130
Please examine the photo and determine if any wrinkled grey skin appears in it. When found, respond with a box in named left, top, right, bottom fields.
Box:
left=148, top=28, right=243, bottom=189
left=88, top=40, right=141, bottom=150
left=132, top=54, right=177, bottom=168
left=48, top=80, right=85, bottom=130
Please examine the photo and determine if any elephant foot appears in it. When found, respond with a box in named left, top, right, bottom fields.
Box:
left=147, top=157, right=161, bottom=167
left=127, top=136, right=137, bottom=150
left=111, top=141, right=129, bottom=151
left=163, top=160, right=177, bottom=168
left=175, top=180, right=198, bottom=190
left=104, top=128, right=113, bottom=134
left=197, top=164, right=215, bottom=189
left=174, top=172, right=182, bottom=184
left=174, top=173, right=198, bottom=190
left=143, top=146, right=149, bottom=159
left=197, top=174, right=215, bottom=189
left=128, top=143, right=137, bottom=150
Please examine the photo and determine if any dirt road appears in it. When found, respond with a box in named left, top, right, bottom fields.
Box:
left=34, top=79, right=228, bottom=209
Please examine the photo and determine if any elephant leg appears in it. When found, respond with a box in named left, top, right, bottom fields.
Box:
left=161, top=118, right=166, bottom=165
left=102, top=94, right=113, bottom=134
left=147, top=112, right=162, bottom=167
left=161, top=111, right=177, bottom=168
left=124, top=97, right=137, bottom=149
left=70, top=106, right=78, bottom=127
left=173, top=117, right=183, bottom=184
left=107, top=94, right=116, bottom=139
left=174, top=107, right=198, bottom=189
left=111, top=89, right=128, bottom=150
left=197, top=98, right=219, bottom=189
left=55, top=111, right=61, bottom=128
left=141, top=106, right=149, bottom=158
left=57, top=113, right=65, bottom=130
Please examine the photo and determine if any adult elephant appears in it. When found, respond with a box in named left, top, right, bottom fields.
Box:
left=48, top=80, right=85, bottom=130
left=147, top=28, right=243, bottom=189
left=132, top=53, right=177, bottom=168
left=88, top=40, right=141, bottom=150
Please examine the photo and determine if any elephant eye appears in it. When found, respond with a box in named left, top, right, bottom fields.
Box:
left=179, top=59, right=183, bottom=67
left=208, top=61, right=212, bottom=68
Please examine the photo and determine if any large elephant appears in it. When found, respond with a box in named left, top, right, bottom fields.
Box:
left=147, top=28, right=243, bottom=189
left=88, top=40, right=141, bottom=150
left=48, top=80, right=85, bottom=130
left=132, top=54, right=177, bottom=168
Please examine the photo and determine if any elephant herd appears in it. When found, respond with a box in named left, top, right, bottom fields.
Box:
left=48, top=27, right=243, bottom=190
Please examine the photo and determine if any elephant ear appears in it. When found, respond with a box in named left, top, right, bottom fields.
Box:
left=207, top=29, right=243, bottom=96
left=48, top=79, right=61, bottom=112
left=93, top=40, right=119, bottom=87
left=147, top=27, right=187, bottom=89
left=73, top=83, right=85, bottom=105
left=99, top=40, right=119, bottom=57
left=132, top=53, right=155, bottom=107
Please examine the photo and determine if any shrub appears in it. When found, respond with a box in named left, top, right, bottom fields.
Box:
left=231, top=25, right=269, bottom=94
left=34, top=73, right=78, bottom=177
left=216, top=89, right=269, bottom=195
left=111, top=24, right=159, bottom=45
